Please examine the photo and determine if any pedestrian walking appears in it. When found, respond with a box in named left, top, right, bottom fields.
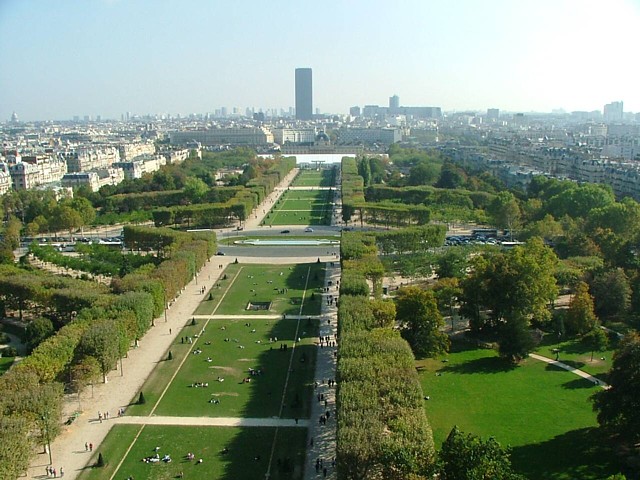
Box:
left=89, top=443, right=93, bottom=452
left=85, top=442, right=88, bottom=451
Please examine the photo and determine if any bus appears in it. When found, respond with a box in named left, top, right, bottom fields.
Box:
left=472, top=228, right=499, bottom=239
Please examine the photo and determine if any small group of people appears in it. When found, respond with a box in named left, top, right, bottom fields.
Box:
left=45, top=466, right=63, bottom=477
left=191, top=382, right=208, bottom=388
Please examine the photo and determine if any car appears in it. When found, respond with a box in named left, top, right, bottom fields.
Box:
left=236, top=226, right=244, bottom=231
left=215, top=251, right=225, bottom=256
left=280, top=230, right=290, bottom=234
left=304, top=227, right=314, bottom=232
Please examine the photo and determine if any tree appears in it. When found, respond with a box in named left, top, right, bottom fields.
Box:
left=0, top=416, right=33, bottom=480
left=432, top=278, right=462, bottom=331
left=79, top=321, right=120, bottom=383
left=498, top=315, right=536, bottom=363
left=24, top=317, right=55, bottom=354
left=488, top=191, right=521, bottom=235
left=590, top=268, right=631, bottom=319
left=70, top=356, right=101, bottom=406
left=395, top=286, right=449, bottom=357
left=460, top=238, right=558, bottom=334
left=592, top=332, right=640, bottom=442
left=369, top=299, right=396, bottom=328
left=408, top=161, right=439, bottom=186
left=435, top=162, right=466, bottom=189
left=439, top=426, right=526, bottom=480
left=583, top=327, right=609, bottom=362
left=435, top=249, right=468, bottom=279
left=564, top=282, right=598, bottom=335
left=183, top=177, right=209, bottom=204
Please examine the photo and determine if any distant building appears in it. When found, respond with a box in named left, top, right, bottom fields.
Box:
left=169, top=127, right=274, bottom=146
left=487, top=108, right=500, bottom=120
left=349, top=106, right=361, bottom=117
left=336, top=127, right=402, bottom=145
left=295, top=68, right=313, bottom=120
left=389, top=95, right=400, bottom=109
left=61, top=168, right=124, bottom=192
left=603, top=101, right=623, bottom=123
left=272, top=128, right=317, bottom=145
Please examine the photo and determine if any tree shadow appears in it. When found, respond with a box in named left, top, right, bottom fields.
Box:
left=440, top=355, right=518, bottom=375
left=510, top=427, right=624, bottom=480
left=561, top=377, right=599, bottom=390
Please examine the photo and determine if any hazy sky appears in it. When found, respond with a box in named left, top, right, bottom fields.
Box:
left=1, top=0, right=639, bottom=121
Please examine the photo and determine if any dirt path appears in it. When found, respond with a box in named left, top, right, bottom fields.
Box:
left=23, top=168, right=303, bottom=480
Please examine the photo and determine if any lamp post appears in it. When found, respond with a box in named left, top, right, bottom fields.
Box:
left=41, top=414, right=52, bottom=465
left=162, top=290, right=168, bottom=323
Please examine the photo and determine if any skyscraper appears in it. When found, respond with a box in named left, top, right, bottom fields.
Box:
left=295, top=68, right=313, bottom=120
left=603, top=101, right=623, bottom=123
left=389, top=95, right=400, bottom=110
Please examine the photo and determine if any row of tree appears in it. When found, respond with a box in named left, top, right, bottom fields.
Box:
left=0, top=227, right=215, bottom=479
left=337, top=230, right=436, bottom=479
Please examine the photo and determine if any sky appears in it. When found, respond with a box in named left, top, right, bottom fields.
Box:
left=0, top=0, right=639, bottom=121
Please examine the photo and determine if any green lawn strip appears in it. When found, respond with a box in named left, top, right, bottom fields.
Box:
left=83, top=425, right=307, bottom=480
left=125, top=321, right=204, bottom=416
left=291, top=171, right=329, bottom=187
left=417, top=344, right=618, bottom=479
left=534, top=334, right=616, bottom=380
left=77, top=424, right=141, bottom=480
left=193, top=263, right=242, bottom=316
left=213, top=264, right=324, bottom=316
left=153, top=317, right=318, bottom=418
left=0, top=356, right=14, bottom=375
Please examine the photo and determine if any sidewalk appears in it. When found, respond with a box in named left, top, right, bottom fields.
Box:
left=529, top=353, right=609, bottom=388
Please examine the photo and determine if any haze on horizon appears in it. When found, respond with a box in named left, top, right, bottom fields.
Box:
left=0, top=0, right=638, bottom=122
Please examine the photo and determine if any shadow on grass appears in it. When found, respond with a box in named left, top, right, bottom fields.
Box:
left=218, top=317, right=318, bottom=480
left=510, top=427, right=621, bottom=480
left=440, top=355, right=517, bottom=375
left=561, top=377, right=599, bottom=390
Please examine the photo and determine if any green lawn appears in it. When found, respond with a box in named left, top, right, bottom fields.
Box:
left=151, top=317, right=318, bottom=418
left=417, top=343, right=619, bottom=479
left=79, top=425, right=307, bottom=480
left=196, top=263, right=325, bottom=317
left=291, top=170, right=334, bottom=187
left=534, top=334, right=616, bottom=381
left=264, top=190, right=333, bottom=226
left=0, top=356, right=14, bottom=375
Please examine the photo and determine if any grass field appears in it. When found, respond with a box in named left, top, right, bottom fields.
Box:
left=264, top=190, right=334, bottom=226
left=534, top=334, right=616, bottom=381
left=291, top=169, right=335, bottom=187
left=417, top=343, right=619, bottom=479
left=79, top=425, right=307, bottom=480
left=150, top=317, right=318, bottom=418
left=195, top=263, right=325, bottom=317
left=0, top=356, right=14, bottom=375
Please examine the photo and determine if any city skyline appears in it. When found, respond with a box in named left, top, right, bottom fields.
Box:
left=1, top=0, right=639, bottom=121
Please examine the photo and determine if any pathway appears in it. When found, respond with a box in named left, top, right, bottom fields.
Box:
left=302, top=229, right=340, bottom=478
left=529, top=353, right=609, bottom=388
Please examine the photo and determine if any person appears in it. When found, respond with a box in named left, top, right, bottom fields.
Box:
left=60, top=467, right=64, bottom=477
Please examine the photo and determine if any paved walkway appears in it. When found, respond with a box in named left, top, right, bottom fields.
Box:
left=303, top=188, right=341, bottom=480
left=529, top=353, right=609, bottom=388
left=23, top=167, right=303, bottom=479
left=116, top=416, right=309, bottom=428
